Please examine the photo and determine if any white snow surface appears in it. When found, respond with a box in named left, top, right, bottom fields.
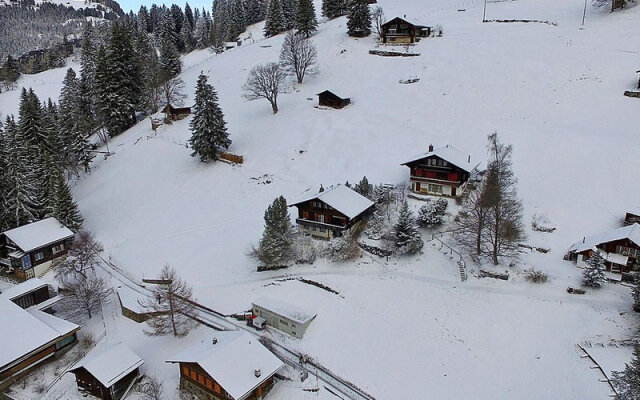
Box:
left=2, top=217, right=74, bottom=252
left=291, top=184, right=374, bottom=219
left=0, top=277, right=47, bottom=301
left=0, top=300, right=78, bottom=368
left=69, top=342, right=144, bottom=387
left=403, top=143, right=480, bottom=172
left=166, top=331, right=284, bottom=400
left=252, top=297, right=316, bottom=324
left=570, top=223, right=640, bottom=253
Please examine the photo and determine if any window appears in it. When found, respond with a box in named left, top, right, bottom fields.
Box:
left=312, top=226, right=317, bottom=231
left=279, top=319, right=289, bottom=326
left=191, top=370, right=197, bottom=380
left=319, top=228, right=326, bottom=233
left=55, top=333, right=76, bottom=350
left=206, top=379, right=213, bottom=390
left=415, top=168, right=422, bottom=176
left=302, top=211, right=309, bottom=219
left=214, top=383, right=221, bottom=394
left=34, top=251, right=44, bottom=261
left=21, top=255, right=32, bottom=269
left=52, top=243, right=64, bottom=254
left=318, top=214, right=325, bottom=223
left=182, top=366, right=189, bottom=376
left=428, top=184, right=443, bottom=194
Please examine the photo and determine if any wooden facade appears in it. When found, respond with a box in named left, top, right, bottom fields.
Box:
left=10, top=285, right=50, bottom=310
left=178, top=362, right=274, bottom=400
left=574, top=238, right=640, bottom=273
left=381, top=17, right=431, bottom=44
left=625, top=212, right=640, bottom=226
left=317, top=91, right=350, bottom=109
left=294, top=199, right=362, bottom=239
left=403, top=146, right=472, bottom=197
left=71, top=366, right=140, bottom=400
left=162, top=104, right=192, bottom=121
left=0, top=237, right=72, bottom=281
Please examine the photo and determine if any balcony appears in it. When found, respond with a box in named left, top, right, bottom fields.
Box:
left=296, top=218, right=347, bottom=230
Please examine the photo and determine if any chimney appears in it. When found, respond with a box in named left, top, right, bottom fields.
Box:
left=582, top=237, right=585, bottom=243
left=212, top=338, right=218, bottom=345
left=319, top=185, right=324, bottom=192
left=404, top=14, right=406, bottom=18
left=428, top=144, right=434, bottom=152
left=255, top=369, right=261, bottom=378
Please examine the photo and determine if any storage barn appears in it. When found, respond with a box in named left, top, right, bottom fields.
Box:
left=252, top=298, right=316, bottom=339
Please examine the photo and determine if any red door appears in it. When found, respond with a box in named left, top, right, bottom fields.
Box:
left=451, top=187, right=456, bottom=196
left=415, top=182, right=421, bottom=192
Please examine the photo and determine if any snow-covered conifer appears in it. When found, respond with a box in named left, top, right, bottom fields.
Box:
left=256, top=196, right=294, bottom=266
left=394, top=201, right=423, bottom=254
left=347, top=0, right=371, bottom=37
left=296, top=0, right=318, bottom=37
left=582, top=250, right=607, bottom=288
left=264, top=0, right=286, bottom=36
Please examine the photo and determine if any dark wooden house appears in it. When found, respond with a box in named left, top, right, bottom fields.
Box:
left=317, top=91, right=351, bottom=109
left=69, top=343, right=143, bottom=400
left=381, top=17, right=431, bottom=44
left=625, top=212, right=640, bottom=226
left=162, top=104, right=192, bottom=121
left=402, top=144, right=479, bottom=197
left=0, top=278, right=56, bottom=310
left=568, top=223, right=640, bottom=274
left=290, top=185, right=374, bottom=239
left=0, top=218, right=74, bottom=280
left=166, top=331, right=284, bottom=400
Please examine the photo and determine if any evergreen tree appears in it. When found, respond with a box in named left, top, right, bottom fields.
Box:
left=59, top=68, right=81, bottom=168
left=322, top=0, right=347, bottom=19
left=582, top=250, right=607, bottom=288
left=347, top=0, right=371, bottom=37
left=0, top=119, right=8, bottom=232
left=256, top=196, right=294, bottom=266
left=194, top=15, right=211, bottom=48
left=158, top=12, right=182, bottom=78
left=394, top=201, right=424, bottom=254
left=228, top=0, right=247, bottom=40
left=281, top=0, right=298, bottom=29
left=78, top=24, right=98, bottom=139
left=211, top=0, right=230, bottom=48
left=633, top=277, right=640, bottom=312
left=264, top=0, right=286, bottom=37
left=354, top=176, right=372, bottom=198
left=245, top=0, right=267, bottom=24
left=296, top=0, right=318, bottom=37
left=611, top=340, right=640, bottom=400
left=52, top=166, right=84, bottom=231
left=181, top=14, right=195, bottom=52
left=188, top=73, right=231, bottom=162
left=364, top=211, right=385, bottom=240
left=18, top=88, right=48, bottom=151
left=184, top=3, right=195, bottom=31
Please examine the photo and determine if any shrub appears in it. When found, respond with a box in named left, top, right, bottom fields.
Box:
left=524, top=268, right=548, bottom=283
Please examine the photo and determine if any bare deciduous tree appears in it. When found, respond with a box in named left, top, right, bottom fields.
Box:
left=60, top=274, right=113, bottom=319
left=161, top=76, right=186, bottom=109
left=137, top=374, right=165, bottom=400
left=279, top=31, right=318, bottom=84
left=242, top=62, right=286, bottom=114
left=141, top=264, right=197, bottom=337
left=55, top=231, right=103, bottom=281
left=372, top=6, right=385, bottom=40
left=456, top=181, right=491, bottom=257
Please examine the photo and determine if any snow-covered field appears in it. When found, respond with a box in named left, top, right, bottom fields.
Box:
left=2, top=0, right=640, bottom=398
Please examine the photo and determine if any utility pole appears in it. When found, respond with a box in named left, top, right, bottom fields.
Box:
left=483, top=0, right=487, bottom=22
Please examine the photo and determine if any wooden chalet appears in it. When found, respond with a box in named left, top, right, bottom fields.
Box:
left=0, top=284, right=79, bottom=390
left=625, top=211, right=640, bottom=226
left=381, top=17, right=431, bottom=44
left=317, top=90, right=351, bottom=109
left=290, top=185, right=375, bottom=239
left=161, top=104, right=192, bottom=121
left=568, top=223, right=640, bottom=274
left=0, top=218, right=74, bottom=281
left=69, top=343, right=143, bottom=400
left=166, top=331, right=284, bottom=400
left=402, top=144, right=479, bottom=197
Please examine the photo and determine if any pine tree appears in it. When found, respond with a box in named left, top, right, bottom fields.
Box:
left=354, top=176, right=371, bottom=198
left=0, top=119, right=8, bottom=232
left=296, top=0, right=318, bottom=37
left=194, top=15, right=210, bottom=48
left=228, top=0, right=247, bottom=40
left=582, top=250, right=607, bottom=288
left=322, top=0, right=347, bottom=19
left=257, top=196, right=294, bottom=266
left=181, top=14, right=195, bottom=52
left=212, top=0, right=230, bottom=48
left=394, top=201, right=423, bottom=254
left=347, top=0, right=371, bottom=37
left=185, top=3, right=195, bottom=31
left=188, top=73, right=231, bottom=162
left=611, top=340, right=640, bottom=400
left=245, top=0, right=267, bottom=24
left=52, top=167, right=84, bottom=232
left=158, top=12, right=182, bottom=79
left=18, top=88, right=48, bottom=151
left=281, top=0, right=298, bottom=29
left=264, top=0, right=286, bottom=37
left=364, top=211, right=385, bottom=240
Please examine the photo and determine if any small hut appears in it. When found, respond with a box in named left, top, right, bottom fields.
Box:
left=69, top=343, right=143, bottom=400
left=317, top=91, right=351, bottom=109
left=161, top=104, right=192, bottom=122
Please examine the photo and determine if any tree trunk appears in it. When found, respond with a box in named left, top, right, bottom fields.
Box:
left=271, top=100, right=278, bottom=114
left=169, top=294, right=177, bottom=336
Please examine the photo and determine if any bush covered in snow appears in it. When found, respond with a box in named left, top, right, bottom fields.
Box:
left=417, top=204, right=443, bottom=226
left=524, top=268, right=549, bottom=283
left=326, top=233, right=360, bottom=261
left=365, top=211, right=386, bottom=239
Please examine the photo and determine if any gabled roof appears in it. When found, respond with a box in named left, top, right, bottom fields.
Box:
left=382, top=16, right=429, bottom=29
left=0, top=277, right=47, bottom=302
left=69, top=342, right=143, bottom=388
left=0, top=299, right=79, bottom=370
left=2, top=218, right=74, bottom=253
left=290, top=185, right=374, bottom=219
left=316, top=90, right=348, bottom=99
left=166, top=331, right=284, bottom=400
left=252, top=297, right=316, bottom=325
left=570, top=223, right=640, bottom=254
left=402, top=144, right=479, bottom=173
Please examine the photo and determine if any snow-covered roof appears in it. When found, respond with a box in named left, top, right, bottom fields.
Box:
left=69, top=343, right=144, bottom=388
left=290, top=185, right=374, bottom=219
left=2, top=218, right=74, bottom=253
left=252, top=297, right=316, bottom=325
left=0, top=300, right=79, bottom=370
left=384, top=16, right=430, bottom=28
left=117, top=286, right=146, bottom=314
left=570, top=223, right=640, bottom=253
left=402, top=144, right=479, bottom=173
left=166, top=331, right=284, bottom=400
left=316, top=90, right=348, bottom=99
left=0, top=278, right=47, bottom=301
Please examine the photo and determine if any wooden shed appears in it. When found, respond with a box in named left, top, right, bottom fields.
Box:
left=161, top=104, right=192, bottom=121
left=317, top=90, right=351, bottom=109
left=117, top=286, right=166, bottom=323
left=69, top=343, right=143, bottom=400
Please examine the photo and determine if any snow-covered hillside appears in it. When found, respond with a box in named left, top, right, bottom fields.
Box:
left=2, top=0, right=640, bottom=398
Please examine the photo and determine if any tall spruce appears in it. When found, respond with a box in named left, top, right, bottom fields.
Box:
left=296, top=0, right=318, bottom=37
left=347, top=0, right=371, bottom=37
left=281, top=0, right=298, bottom=29
left=394, top=201, right=424, bottom=254
left=582, top=250, right=607, bottom=288
left=257, top=196, right=294, bottom=266
left=0, top=119, right=7, bottom=232
left=611, top=337, right=640, bottom=399
left=264, top=0, right=286, bottom=36
left=52, top=166, right=84, bottom=232
left=188, top=73, right=231, bottom=162
left=322, top=0, right=347, bottom=19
